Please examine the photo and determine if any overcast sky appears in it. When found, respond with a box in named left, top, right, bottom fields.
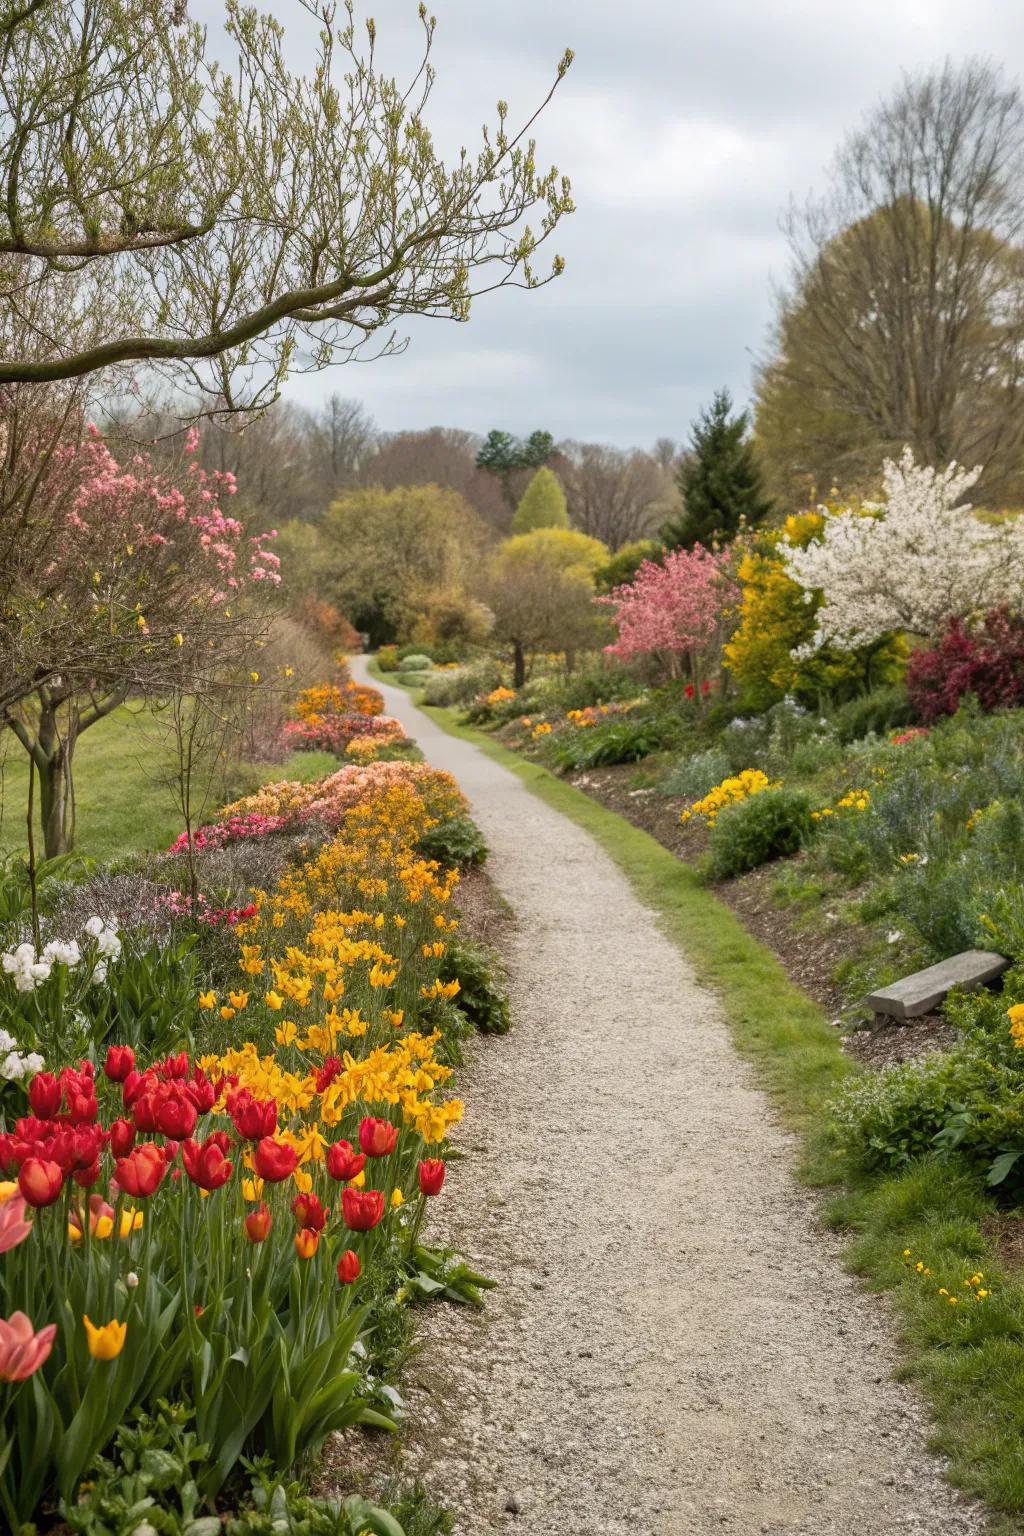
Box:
left=232, top=0, right=1024, bottom=450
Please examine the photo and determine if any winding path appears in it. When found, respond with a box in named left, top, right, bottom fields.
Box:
left=350, top=658, right=982, bottom=1536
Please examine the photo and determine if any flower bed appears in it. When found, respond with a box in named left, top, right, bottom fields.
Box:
left=0, top=753, right=500, bottom=1529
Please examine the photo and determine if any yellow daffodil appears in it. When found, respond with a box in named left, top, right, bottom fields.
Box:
left=199, top=991, right=216, bottom=1010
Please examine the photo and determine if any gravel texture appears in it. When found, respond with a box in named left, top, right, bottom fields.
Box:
left=345, top=660, right=985, bottom=1536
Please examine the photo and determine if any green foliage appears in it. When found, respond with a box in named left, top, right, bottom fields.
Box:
left=656, top=747, right=733, bottom=799
left=440, top=934, right=511, bottom=1036
left=397, top=654, right=432, bottom=672
left=707, top=787, right=812, bottom=881
left=376, top=646, right=401, bottom=672
left=0, top=848, right=86, bottom=924
left=594, top=539, right=662, bottom=593
left=663, top=388, right=772, bottom=549
left=416, top=814, right=489, bottom=869
left=547, top=711, right=685, bottom=770
left=420, top=661, right=504, bottom=709
left=831, top=684, right=915, bottom=743
left=476, top=428, right=553, bottom=509
left=510, top=466, right=569, bottom=533
left=830, top=1050, right=1000, bottom=1173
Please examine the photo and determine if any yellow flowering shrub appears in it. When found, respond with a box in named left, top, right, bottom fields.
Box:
left=681, top=769, right=774, bottom=825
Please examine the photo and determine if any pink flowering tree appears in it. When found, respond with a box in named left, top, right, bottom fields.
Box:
left=1, top=425, right=280, bottom=856
left=599, top=546, right=738, bottom=688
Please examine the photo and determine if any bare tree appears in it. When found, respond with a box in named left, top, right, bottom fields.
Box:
left=559, top=440, right=676, bottom=547
left=362, top=427, right=509, bottom=529
left=761, top=60, right=1024, bottom=502
left=0, top=0, right=574, bottom=409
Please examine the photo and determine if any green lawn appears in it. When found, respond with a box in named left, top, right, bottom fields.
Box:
left=0, top=708, right=339, bottom=864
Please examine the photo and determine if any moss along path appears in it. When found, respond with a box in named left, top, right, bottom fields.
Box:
left=348, top=659, right=982, bottom=1536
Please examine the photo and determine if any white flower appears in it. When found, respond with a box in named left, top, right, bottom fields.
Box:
left=0, top=1029, right=15, bottom=1053
left=42, top=939, right=80, bottom=968
left=91, top=961, right=108, bottom=986
left=125, top=1271, right=139, bottom=1289
left=1, top=1051, right=26, bottom=1080
left=887, top=929, right=903, bottom=945
left=84, top=916, right=104, bottom=938
left=96, top=928, right=121, bottom=959
left=29, top=961, right=51, bottom=982
left=23, top=1052, right=44, bottom=1074
left=783, top=447, right=1024, bottom=652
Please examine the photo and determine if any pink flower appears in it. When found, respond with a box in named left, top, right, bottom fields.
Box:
left=0, top=1311, right=56, bottom=1381
left=0, top=1193, right=33, bottom=1254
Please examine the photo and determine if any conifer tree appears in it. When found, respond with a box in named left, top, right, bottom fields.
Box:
left=663, top=389, right=772, bottom=549
left=511, top=466, right=569, bottom=533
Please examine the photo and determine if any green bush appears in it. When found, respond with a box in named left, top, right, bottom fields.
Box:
left=831, top=684, right=915, bottom=743
left=656, top=747, right=732, bottom=799
left=417, top=813, right=488, bottom=869
left=707, top=786, right=812, bottom=881
left=421, top=662, right=503, bottom=708
left=547, top=712, right=685, bottom=771
left=440, top=934, right=511, bottom=1035
left=398, top=653, right=432, bottom=672
left=829, top=1049, right=1002, bottom=1173
left=376, top=645, right=400, bottom=672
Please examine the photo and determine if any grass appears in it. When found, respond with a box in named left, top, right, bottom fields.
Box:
left=424, top=702, right=1024, bottom=1529
left=0, top=708, right=340, bottom=864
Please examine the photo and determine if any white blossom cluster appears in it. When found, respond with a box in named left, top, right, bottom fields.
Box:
left=1, top=916, right=121, bottom=993
left=782, top=447, right=1024, bottom=653
left=0, top=1028, right=43, bottom=1081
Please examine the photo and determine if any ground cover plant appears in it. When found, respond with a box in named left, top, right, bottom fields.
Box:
left=0, top=729, right=506, bottom=1531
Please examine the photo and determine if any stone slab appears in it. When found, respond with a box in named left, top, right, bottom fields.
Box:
left=865, top=949, right=1011, bottom=1020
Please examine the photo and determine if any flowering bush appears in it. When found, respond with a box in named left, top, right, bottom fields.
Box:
left=681, top=769, right=775, bottom=826
left=906, top=609, right=1024, bottom=721
left=599, top=545, right=737, bottom=681
left=281, top=713, right=405, bottom=755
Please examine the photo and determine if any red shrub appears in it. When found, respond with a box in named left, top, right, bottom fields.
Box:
left=906, top=608, right=1024, bottom=721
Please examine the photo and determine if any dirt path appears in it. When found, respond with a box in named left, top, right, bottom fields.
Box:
left=349, top=659, right=984, bottom=1536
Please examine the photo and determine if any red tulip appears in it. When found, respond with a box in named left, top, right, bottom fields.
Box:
left=252, top=1137, right=297, bottom=1183
left=291, top=1192, right=329, bottom=1232
left=17, top=1157, right=63, bottom=1208
left=114, top=1143, right=166, bottom=1198
left=27, top=1072, right=62, bottom=1120
left=72, top=1158, right=101, bottom=1188
left=336, top=1249, right=361, bottom=1284
left=185, top=1067, right=216, bottom=1114
left=325, top=1139, right=367, bottom=1182
left=103, top=1045, right=135, bottom=1083
left=229, top=1091, right=278, bottom=1141
left=182, top=1137, right=233, bottom=1191
left=418, top=1158, right=446, bottom=1197
left=294, top=1227, right=319, bottom=1259
left=109, top=1118, right=135, bottom=1158
left=341, top=1187, right=384, bottom=1231
left=159, top=1051, right=190, bottom=1080
left=358, top=1117, right=397, bottom=1158
left=64, top=1085, right=98, bottom=1125
left=244, top=1202, right=272, bottom=1242
left=153, top=1089, right=197, bottom=1140
left=684, top=683, right=695, bottom=699
left=122, top=1069, right=154, bottom=1107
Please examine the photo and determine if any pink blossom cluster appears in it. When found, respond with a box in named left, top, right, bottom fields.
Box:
left=599, top=546, right=737, bottom=664
left=166, top=812, right=286, bottom=855
left=152, top=890, right=259, bottom=927
left=280, top=713, right=405, bottom=754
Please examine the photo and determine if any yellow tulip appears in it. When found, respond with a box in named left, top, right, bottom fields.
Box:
left=83, top=1315, right=127, bottom=1360
left=199, top=991, right=216, bottom=1010
left=390, top=1188, right=404, bottom=1208
left=120, top=1208, right=144, bottom=1238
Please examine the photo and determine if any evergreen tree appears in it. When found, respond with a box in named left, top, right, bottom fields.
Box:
left=662, top=389, right=772, bottom=549
left=511, top=466, right=569, bottom=533
left=476, top=428, right=554, bottom=509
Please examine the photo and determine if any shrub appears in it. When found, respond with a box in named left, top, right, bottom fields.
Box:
left=376, top=645, right=400, bottom=672
left=831, top=684, right=915, bottom=743
left=547, top=712, right=684, bottom=771
left=439, top=934, right=511, bottom=1035
left=398, top=654, right=432, bottom=672
left=657, top=747, right=732, bottom=800
left=906, top=608, right=1024, bottom=722
left=707, top=786, right=812, bottom=880
left=417, top=814, right=489, bottom=869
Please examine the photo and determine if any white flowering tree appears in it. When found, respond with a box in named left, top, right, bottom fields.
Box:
left=782, top=447, right=1024, bottom=652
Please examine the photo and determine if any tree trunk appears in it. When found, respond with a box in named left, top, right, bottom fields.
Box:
left=37, top=726, right=78, bottom=857
left=513, top=640, right=526, bottom=689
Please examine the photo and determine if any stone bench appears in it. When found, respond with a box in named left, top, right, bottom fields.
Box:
left=865, top=949, right=1011, bottom=1020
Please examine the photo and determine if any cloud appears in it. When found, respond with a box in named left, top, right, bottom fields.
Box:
left=249, top=0, right=1024, bottom=447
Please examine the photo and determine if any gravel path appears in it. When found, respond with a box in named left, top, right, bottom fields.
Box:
left=348, top=660, right=985, bottom=1536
